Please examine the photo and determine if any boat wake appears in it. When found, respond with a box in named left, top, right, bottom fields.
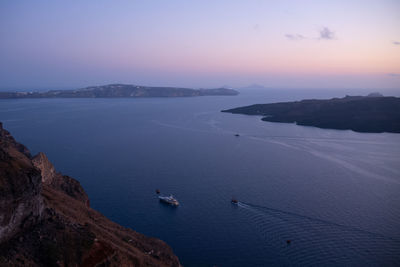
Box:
left=235, top=201, right=400, bottom=265
left=238, top=202, right=395, bottom=241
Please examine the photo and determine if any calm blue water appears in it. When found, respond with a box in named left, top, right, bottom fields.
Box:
left=1, top=89, right=400, bottom=266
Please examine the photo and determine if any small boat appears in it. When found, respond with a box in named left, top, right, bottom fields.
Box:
left=155, top=189, right=160, bottom=194
left=235, top=134, right=240, bottom=137
left=231, top=198, right=238, bottom=204
left=159, top=195, right=179, bottom=206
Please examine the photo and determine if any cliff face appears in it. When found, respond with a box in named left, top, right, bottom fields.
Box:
left=0, top=124, right=44, bottom=245
left=32, top=152, right=90, bottom=207
left=0, top=123, right=180, bottom=266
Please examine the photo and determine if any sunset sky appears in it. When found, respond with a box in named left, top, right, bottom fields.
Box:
left=1, top=0, right=399, bottom=90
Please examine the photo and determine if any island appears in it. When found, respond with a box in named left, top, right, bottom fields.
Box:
left=0, top=84, right=238, bottom=99
left=222, top=94, right=400, bottom=133
left=0, top=122, right=180, bottom=266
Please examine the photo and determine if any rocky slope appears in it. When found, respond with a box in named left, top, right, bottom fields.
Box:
left=0, top=122, right=180, bottom=266
left=32, top=152, right=90, bottom=207
left=0, top=124, right=43, bottom=245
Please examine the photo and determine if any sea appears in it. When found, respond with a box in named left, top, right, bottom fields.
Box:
left=1, top=88, right=400, bottom=266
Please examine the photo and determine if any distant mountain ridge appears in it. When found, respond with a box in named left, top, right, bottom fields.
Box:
left=0, top=84, right=239, bottom=98
left=237, top=84, right=269, bottom=90
left=222, top=94, right=400, bottom=133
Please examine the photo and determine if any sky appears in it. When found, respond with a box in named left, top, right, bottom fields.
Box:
left=0, top=0, right=399, bottom=90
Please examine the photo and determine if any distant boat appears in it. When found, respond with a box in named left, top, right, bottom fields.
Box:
left=159, top=195, right=179, bottom=206
left=155, top=189, right=160, bottom=194
left=235, top=134, right=240, bottom=137
left=231, top=198, right=238, bottom=204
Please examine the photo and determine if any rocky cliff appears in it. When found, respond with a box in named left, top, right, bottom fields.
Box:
left=0, top=124, right=43, bottom=245
left=32, top=152, right=90, bottom=207
left=0, top=122, right=180, bottom=266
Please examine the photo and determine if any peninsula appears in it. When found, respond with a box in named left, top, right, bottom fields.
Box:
left=0, top=84, right=238, bottom=99
left=222, top=94, right=400, bottom=133
left=0, top=122, right=181, bottom=266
